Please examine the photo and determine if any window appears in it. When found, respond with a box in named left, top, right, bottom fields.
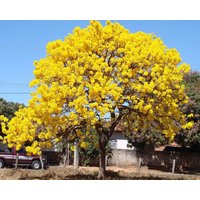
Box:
left=16, top=148, right=25, bottom=154
left=0, top=143, right=11, bottom=153
left=110, top=140, right=117, bottom=149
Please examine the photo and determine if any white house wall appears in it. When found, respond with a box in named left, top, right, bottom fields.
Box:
left=116, top=139, right=134, bottom=150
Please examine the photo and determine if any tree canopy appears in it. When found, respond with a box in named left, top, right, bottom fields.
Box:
left=0, top=21, right=192, bottom=178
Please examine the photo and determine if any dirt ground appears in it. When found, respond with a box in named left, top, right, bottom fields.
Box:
left=0, top=165, right=200, bottom=180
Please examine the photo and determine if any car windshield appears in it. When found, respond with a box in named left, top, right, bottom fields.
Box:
left=16, top=148, right=26, bottom=154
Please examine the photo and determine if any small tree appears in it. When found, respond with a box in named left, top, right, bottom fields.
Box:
left=1, top=21, right=192, bottom=178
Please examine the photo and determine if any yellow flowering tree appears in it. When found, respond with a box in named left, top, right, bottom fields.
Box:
left=1, top=21, right=192, bottom=178
left=0, top=115, right=8, bottom=141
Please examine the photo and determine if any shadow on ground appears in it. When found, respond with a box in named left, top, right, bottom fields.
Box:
left=18, top=170, right=185, bottom=180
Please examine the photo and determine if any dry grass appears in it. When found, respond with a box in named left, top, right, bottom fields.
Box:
left=0, top=165, right=200, bottom=180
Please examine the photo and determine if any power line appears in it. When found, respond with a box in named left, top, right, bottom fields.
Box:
left=0, top=92, right=30, bottom=94
left=0, top=46, right=42, bottom=55
left=0, top=82, right=29, bottom=87
left=0, top=86, right=30, bottom=89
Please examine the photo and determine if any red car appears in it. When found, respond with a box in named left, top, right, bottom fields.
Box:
left=0, top=145, right=48, bottom=169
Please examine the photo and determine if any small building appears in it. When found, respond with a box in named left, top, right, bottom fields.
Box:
left=108, top=127, right=138, bottom=167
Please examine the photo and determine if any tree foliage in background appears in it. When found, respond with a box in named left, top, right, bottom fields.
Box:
left=78, top=133, right=112, bottom=167
left=175, top=72, right=200, bottom=149
left=78, top=137, right=100, bottom=167
left=0, top=21, right=192, bottom=178
left=127, top=128, right=169, bottom=149
left=0, top=98, right=23, bottom=120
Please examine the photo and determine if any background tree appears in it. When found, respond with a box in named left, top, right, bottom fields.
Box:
left=1, top=21, right=192, bottom=178
left=0, top=98, right=23, bottom=120
left=127, top=128, right=169, bottom=149
left=175, top=72, right=200, bottom=149
left=0, top=98, right=24, bottom=137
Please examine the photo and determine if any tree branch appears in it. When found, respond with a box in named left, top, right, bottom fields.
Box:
left=109, top=113, right=124, bottom=137
left=107, top=52, right=113, bottom=66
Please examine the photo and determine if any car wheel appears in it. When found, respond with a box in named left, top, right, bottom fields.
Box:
left=0, top=159, right=5, bottom=168
left=31, top=160, right=41, bottom=170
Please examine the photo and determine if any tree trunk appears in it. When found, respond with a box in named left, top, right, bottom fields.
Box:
left=63, top=142, right=70, bottom=166
left=98, top=132, right=106, bottom=179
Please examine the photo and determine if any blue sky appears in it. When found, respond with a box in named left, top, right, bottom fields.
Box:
left=0, top=20, right=200, bottom=105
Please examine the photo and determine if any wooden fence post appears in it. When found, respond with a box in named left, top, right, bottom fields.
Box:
left=105, top=155, right=108, bottom=167
left=63, top=154, right=67, bottom=166
left=138, top=157, right=142, bottom=172
left=67, top=142, right=70, bottom=166
left=73, top=142, right=79, bottom=169
left=39, top=156, right=44, bottom=170
left=172, top=159, right=176, bottom=175
left=15, top=153, right=19, bottom=169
